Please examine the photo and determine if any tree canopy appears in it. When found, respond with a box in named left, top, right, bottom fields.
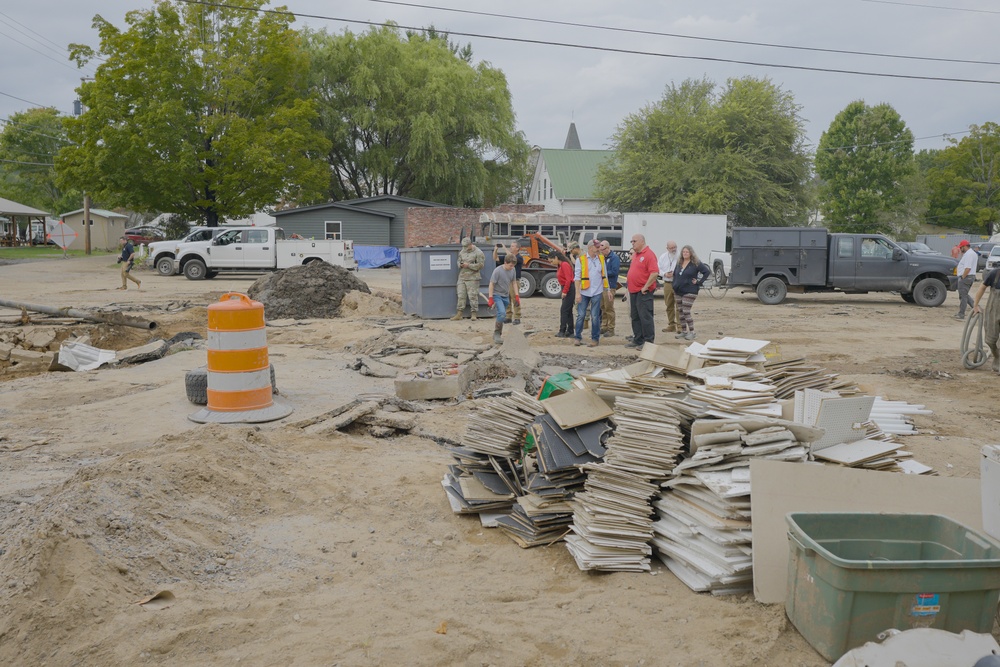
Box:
left=595, top=77, right=812, bottom=226
left=306, top=25, right=530, bottom=207
left=815, top=100, right=917, bottom=234
left=57, top=0, right=330, bottom=226
left=0, top=108, right=81, bottom=216
left=924, top=123, right=1000, bottom=236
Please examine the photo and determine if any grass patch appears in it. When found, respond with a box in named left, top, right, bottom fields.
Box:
left=0, top=247, right=114, bottom=260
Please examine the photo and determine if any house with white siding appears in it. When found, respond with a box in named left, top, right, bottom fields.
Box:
left=526, top=123, right=613, bottom=215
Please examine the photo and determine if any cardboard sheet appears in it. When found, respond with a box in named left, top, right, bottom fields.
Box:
left=749, top=459, right=983, bottom=604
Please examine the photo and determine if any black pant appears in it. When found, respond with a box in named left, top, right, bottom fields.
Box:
left=629, top=291, right=655, bottom=344
left=559, top=282, right=576, bottom=333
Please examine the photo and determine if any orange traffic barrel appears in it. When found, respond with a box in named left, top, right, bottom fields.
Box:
left=189, top=293, right=292, bottom=423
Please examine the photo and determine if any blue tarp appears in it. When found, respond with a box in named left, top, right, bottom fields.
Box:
left=354, top=245, right=401, bottom=269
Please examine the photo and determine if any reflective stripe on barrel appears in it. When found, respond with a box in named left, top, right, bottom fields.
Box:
left=205, top=293, right=273, bottom=412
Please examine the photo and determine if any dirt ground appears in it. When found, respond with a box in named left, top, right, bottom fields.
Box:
left=0, top=254, right=996, bottom=666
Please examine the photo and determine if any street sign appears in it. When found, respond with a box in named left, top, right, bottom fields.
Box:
left=47, top=220, right=78, bottom=250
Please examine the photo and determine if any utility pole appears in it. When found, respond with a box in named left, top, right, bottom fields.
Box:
left=84, top=193, right=91, bottom=255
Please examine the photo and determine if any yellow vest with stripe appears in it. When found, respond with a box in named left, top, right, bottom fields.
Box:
left=580, top=254, right=609, bottom=290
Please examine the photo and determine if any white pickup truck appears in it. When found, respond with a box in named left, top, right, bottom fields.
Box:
left=177, top=227, right=356, bottom=280
left=148, top=226, right=227, bottom=276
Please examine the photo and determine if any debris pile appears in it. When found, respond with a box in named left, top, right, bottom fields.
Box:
left=247, top=261, right=371, bottom=319
left=289, top=394, right=425, bottom=438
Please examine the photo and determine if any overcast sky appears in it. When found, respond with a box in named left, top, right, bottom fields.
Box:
left=2, top=0, right=999, bottom=155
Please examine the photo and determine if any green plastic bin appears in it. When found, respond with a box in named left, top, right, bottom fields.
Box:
left=785, top=512, right=1000, bottom=662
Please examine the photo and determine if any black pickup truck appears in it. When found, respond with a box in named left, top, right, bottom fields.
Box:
left=729, top=227, right=959, bottom=307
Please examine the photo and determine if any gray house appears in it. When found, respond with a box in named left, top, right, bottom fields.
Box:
left=273, top=195, right=451, bottom=248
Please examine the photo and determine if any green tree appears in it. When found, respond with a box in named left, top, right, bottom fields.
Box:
left=306, top=25, right=530, bottom=207
left=925, top=123, right=1000, bottom=236
left=595, top=76, right=812, bottom=226
left=815, top=101, right=916, bottom=234
left=0, top=108, right=81, bottom=215
left=57, top=0, right=330, bottom=226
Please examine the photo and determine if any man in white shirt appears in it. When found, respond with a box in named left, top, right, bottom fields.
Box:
left=657, top=241, right=679, bottom=332
left=955, top=240, right=978, bottom=320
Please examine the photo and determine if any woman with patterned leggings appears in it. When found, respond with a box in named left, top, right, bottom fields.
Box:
left=671, top=245, right=710, bottom=340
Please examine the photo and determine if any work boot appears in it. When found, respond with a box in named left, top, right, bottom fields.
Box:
left=493, top=322, right=503, bottom=344
left=450, top=310, right=463, bottom=321
left=990, top=343, right=1000, bottom=373
left=470, top=310, right=478, bottom=321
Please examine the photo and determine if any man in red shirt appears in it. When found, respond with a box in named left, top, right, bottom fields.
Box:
left=625, top=234, right=659, bottom=349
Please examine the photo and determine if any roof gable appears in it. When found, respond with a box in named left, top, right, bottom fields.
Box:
left=273, top=201, right=394, bottom=219
left=59, top=208, right=128, bottom=219
left=0, top=197, right=51, bottom=217
left=339, top=195, right=452, bottom=208
left=539, top=149, right=613, bottom=200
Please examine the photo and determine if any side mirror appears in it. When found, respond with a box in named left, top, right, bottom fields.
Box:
left=893, top=248, right=904, bottom=261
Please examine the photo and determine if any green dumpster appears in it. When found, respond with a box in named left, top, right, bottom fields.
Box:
left=785, top=512, right=1000, bottom=662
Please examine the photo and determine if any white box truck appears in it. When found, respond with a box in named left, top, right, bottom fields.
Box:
left=622, top=213, right=727, bottom=262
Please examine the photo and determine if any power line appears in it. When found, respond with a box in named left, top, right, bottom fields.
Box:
left=174, top=0, right=1000, bottom=86
left=0, top=10, right=72, bottom=55
left=369, top=0, right=1000, bottom=67
left=0, top=26, right=86, bottom=75
left=0, top=157, right=54, bottom=167
left=0, top=117, right=74, bottom=144
left=0, top=90, right=55, bottom=109
left=860, top=0, right=1000, bottom=15
left=814, top=130, right=972, bottom=152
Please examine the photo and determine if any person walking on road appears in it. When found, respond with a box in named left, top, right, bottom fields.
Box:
left=955, top=240, right=978, bottom=320
left=600, top=240, right=621, bottom=337
left=451, top=237, right=485, bottom=321
left=493, top=241, right=523, bottom=325
left=574, top=241, right=609, bottom=347
left=658, top=241, right=679, bottom=333
left=624, top=234, right=659, bottom=350
left=117, top=236, right=141, bottom=291
left=973, top=265, right=1000, bottom=374
left=487, top=254, right=518, bottom=344
left=556, top=248, right=578, bottom=337
left=672, top=245, right=711, bottom=340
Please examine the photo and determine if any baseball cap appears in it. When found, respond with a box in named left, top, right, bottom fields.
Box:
left=959, top=240, right=970, bottom=248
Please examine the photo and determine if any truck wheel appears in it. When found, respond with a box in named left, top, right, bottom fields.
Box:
left=184, top=259, right=207, bottom=280
left=756, top=277, right=787, bottom=305
left=518, top=273, right=536, bottom=298
left=185, top=364, right=278, bottom=405
left=913, top=278, right=947, bottom=307
left=205, top=270, right=218, bottom=279
left=713, top=262, right=728, bottom=286
left=900, top=293, right=916, bottom=304
left=540, top=273, right=561, bottom=299
left=156, top=256, right=176, bottom=276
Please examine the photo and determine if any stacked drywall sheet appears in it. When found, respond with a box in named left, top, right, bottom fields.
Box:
left=652, top=418, right=821, bottom=594
left=566, top=396, right=702, bottom=572
left=462, top=391, right=545, bottom=457
left=763, top=358, right=859, bottom=398
left=442, top=447, right=521, bottom=516
left=685, top=337, right=770, bottom=365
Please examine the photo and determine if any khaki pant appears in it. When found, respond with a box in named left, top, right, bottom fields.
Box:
left=456, top=278, right=479, bottom=311
left=506, top=279, right=521, bottom=320
left=120, top=261, right=140, bottom=289
left=662, top=283, right=678, bottom=330
left=601, top=288, right=617, bottom=334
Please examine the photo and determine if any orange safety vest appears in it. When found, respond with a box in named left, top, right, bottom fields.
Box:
left=580, top=254, right=609, bottom=290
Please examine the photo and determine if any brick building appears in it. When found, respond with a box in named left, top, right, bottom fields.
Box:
left=404, top=204, right=544, bottom=247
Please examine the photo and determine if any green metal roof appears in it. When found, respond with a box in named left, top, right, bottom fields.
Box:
left=540, top=149, right=613, bottom=200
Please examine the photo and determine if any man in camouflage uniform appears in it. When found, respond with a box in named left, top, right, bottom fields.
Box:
left=451, top=237, right=485, bottom=321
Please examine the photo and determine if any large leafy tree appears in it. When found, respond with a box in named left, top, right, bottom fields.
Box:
left=815, top=101, right=916, bottom=234
left=925, top=123, right=1000, bottom=236
left=0, top=108, right=81, bottom=216
left=57, top=0, right=330, bottom=226
left=595, top=76, right=812, bottom=226
left=306, top=25, right=530, bottom=207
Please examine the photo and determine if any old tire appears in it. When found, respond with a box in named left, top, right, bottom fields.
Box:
left=183, top=259, right=207, bottom=281
left=756, top=277, right=787, bottom=305
left=518, top=272, right=536, bottom=298
left=901, top=293, right=916, bottom=304
left=913, top=278, right=947, bottom=307
left=155, top=256, right=176, bottom=276
left=713, top=262, right=728, bottom=286
left=185, top=364, right=278, bottom=405
left=540, top=272, right=561, bottom=299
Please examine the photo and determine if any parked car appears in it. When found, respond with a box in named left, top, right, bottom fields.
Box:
left=124, top=226, right=166, bottom=245
left=985, top=246, right=1000, bottom=274
left=896, top=241, right=941, bottom=256
left=972, top=242, right=997, bottom=272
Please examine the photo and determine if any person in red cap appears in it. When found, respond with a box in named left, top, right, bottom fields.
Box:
left=955, top=240, right=978, bottom=320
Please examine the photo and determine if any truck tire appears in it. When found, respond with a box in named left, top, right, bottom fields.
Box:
left=155, top=256, right=176, bottom=276
left=184, top=259, right=207, bottom=280
left=205, top=270, right=218, bottom=279
left=540, top=272, right=561, bottom=299
left=713, top=261, right=728, bottom=286
left=185, top=364, right=277, bottom=405
left=756, top=277, right=787, bottom=305
left=900, top=293, right=916, bottom=304
left=518, top=272, right=536, bottom=298
left=912, top=278, right=947, bottom=307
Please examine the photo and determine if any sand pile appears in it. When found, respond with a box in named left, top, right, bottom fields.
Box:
left=0, top=426, right=293, bottom=664
left=247, top=262, right=371, bottom=320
